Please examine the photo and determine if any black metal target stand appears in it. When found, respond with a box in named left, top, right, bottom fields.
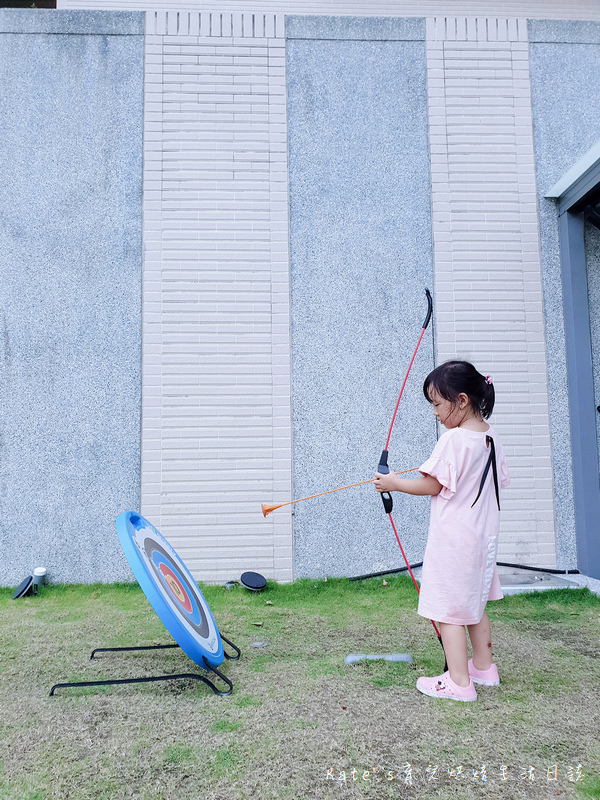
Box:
left=49, top=634, right=241, bottom=697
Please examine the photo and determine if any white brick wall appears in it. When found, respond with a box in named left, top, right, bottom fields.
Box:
left=426, top=17, right=556, bottom=567
left=141, top=11, right=293, bottom=582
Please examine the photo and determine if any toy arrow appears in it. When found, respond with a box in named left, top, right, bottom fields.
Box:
left=261, top=467, right=419, bottom=517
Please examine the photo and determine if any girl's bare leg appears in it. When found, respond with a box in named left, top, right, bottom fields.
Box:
left=467, top=611, right=493, bottom=670
left=438, top=622, right=469, bottom=687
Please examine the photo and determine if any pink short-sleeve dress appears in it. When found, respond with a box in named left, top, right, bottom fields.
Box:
left=416, top=425, right=510, bottom=626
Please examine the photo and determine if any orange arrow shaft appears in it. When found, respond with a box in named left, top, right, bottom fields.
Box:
left=262, top=466, right=419, bottom=517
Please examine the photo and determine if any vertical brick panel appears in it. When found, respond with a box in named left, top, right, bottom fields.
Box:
left=141, top=33, right=164, bottom=526
left=426, top=17, right=556, bottom=567
left=139, top=12, right=292, bottom=582
left=268, top=37, right=293, bottom=580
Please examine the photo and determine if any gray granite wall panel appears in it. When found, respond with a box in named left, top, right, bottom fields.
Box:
left=286, top=17, right=436, bottom=578
left=529, top=22, right=600, bottom=569
left=0, top=10, right=144, bottom=585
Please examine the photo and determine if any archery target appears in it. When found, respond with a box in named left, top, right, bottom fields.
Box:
left=115, top=511, right=224, bottom=668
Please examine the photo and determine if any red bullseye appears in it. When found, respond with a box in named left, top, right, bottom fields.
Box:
left=158, top=563, right=193, bottom=614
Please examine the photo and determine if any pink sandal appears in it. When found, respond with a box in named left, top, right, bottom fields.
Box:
left=416, top=671, right=477, bottom=702
left=468, top=658, right=500, bottom=686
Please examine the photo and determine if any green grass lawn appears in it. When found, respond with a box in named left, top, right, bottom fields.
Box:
left=1, top=577, right=599, bottom=799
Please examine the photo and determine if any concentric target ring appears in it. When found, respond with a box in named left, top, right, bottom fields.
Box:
left=157, top=562, right=193, bottom=614
left=144, top=538, right=209, bottom=635
left=115, top=511, right=224, bottom=668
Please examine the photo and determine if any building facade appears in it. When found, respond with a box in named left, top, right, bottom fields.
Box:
left=2, top=1, right=600, bottom=584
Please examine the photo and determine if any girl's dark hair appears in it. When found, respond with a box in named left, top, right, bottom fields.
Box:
left=423, top=360, right=495, bottom=420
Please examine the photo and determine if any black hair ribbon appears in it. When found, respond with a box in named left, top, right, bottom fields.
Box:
left=471, top=435, right=500, bottom=510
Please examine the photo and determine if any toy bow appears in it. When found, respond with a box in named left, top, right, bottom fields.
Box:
left=376, top=290, right=447, bottom=667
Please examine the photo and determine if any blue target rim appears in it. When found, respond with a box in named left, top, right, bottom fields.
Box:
left=116, top=511, right=224, bottom=668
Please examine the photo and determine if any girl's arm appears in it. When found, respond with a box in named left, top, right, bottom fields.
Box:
left=374, top=472, right=442, bottom=497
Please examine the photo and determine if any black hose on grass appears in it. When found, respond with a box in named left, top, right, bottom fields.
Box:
left=350, top=561, right=580, bottom=582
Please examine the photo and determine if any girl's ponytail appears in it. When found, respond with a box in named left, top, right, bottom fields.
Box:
left=480, top=374, right=495, bottom=420
left=423, top=361, right=495, bottom=420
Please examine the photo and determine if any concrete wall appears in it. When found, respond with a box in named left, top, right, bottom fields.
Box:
left=0, top=10, right=144, bottom=585
left=528, top=19, right=600, bottom=569
left=286, top=16, right=436, bottom=577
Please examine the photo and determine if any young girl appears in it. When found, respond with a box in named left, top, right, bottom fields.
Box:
left=374, top=360, right=509, bottom=702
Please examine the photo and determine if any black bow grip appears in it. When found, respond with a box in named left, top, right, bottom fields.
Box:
left=377, top=449, right=394, bottom=514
